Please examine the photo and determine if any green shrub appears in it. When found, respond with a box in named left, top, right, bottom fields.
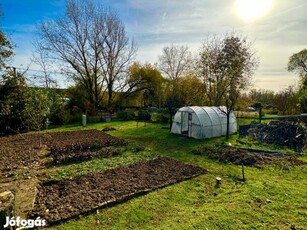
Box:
left=151, top=112, right=169, bottom=123
left=116, top=111, right=135, bottom=121
left=69, top=113, right=84, bottom=124
left=263, top=109, right=278, bottom=115
left=0, top=73, right=29, bottom=134
left=49, top=107, right=71, bottom=125
left=136, top=109, right=151, bottom=121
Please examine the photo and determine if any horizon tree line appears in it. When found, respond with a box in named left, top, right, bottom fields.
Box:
left=1, top=0, right=306, bottom=136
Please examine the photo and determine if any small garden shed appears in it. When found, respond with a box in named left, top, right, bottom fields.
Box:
left=171, top=106, right=237, bottom=139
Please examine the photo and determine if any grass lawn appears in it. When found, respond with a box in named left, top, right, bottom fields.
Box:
left=34, top=120, right=307, bottom=229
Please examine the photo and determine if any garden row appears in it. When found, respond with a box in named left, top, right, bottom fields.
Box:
left=29, top=157, right=206, bottom=224
left=0, top=130, right=125, bottom=177
left=192, top=146, right=306, bottom=167
left=47, top=130, right=125, bottom=164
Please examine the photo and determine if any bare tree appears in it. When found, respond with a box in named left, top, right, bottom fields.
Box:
left=32, top=41, right=57, bottom=88
left=158, top=44, right=191, bottom=129
left=197, top=34, right=258, bottom=139
left=196, top=36, right=226, bottom=106
left=38, top=0, right=136, bottom=113
left=100, top=13, right=137, bottom=109
left=158, top=44, right=191, bottom=81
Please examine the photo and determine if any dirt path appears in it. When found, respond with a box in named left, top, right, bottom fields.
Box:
left=1, top=179, right=38, bottom=219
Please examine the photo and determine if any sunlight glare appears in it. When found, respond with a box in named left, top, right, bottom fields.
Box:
left=236, top=0, right=273, bottom=20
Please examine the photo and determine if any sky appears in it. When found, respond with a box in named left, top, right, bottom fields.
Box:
left=1, top=0, right=307, bottom=91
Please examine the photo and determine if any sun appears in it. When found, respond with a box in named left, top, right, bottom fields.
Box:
left=236, top=0, right=273, bottom=20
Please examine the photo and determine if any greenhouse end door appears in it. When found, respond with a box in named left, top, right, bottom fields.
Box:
left=181, top=112, right=192, bottom=136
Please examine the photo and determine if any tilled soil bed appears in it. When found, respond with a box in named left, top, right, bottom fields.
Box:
left=29, top=157, right=206, bottom=224
left=47, top=129, right=125, bottom=152
left=0, top=130, right=125, bottom=176
left=0, top=135, right=42, bottom=174
left=192, top=146, right=306, bottom=166
left=47, top=130, right=125, bottom=164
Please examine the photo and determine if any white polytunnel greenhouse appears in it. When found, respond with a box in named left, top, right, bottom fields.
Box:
left=171, top=106, right=237, bottom=139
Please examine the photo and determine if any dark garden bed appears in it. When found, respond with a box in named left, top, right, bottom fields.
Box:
left=47, top=130, right=125, bottom=164
left=0, top=130, right=125, bottom=176
left=47, top=129, right=125, bottom=153
left=192, top=146, right=306, bottom=167
left=29, top=157, right=206, bottom=224
left=0, top=135, right=42, bottom=174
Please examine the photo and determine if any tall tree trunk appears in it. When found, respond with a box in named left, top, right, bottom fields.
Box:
left=108, top=89, right=113, bottom=111
left=94, top=75, right=99, bottom=110
left=226, top=112, right=230, bottom=140
left=169, top=113, right=173, bottom=130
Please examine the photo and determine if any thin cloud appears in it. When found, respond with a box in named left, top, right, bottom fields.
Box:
left=2, top=0, right=306, bottom=92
